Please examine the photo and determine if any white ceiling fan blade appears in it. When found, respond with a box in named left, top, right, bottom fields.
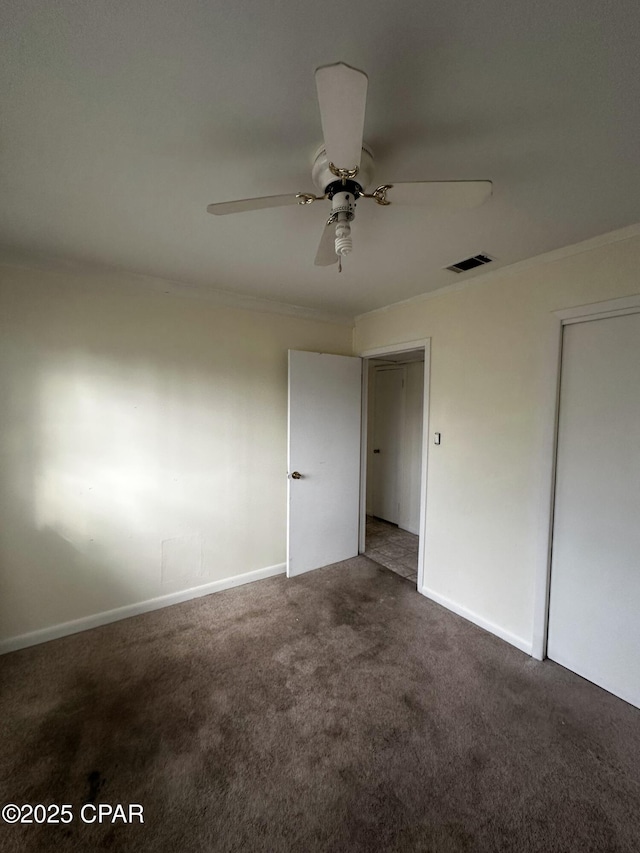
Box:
left=381, top=181, right=492, bottom=209
left=207, top=194, right=305, bottom=215
left=314, top=221, right=338, bottom=266
left=315, top=62, right=368, bottom=172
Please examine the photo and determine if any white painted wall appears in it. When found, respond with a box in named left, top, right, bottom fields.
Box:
left=354, top=229, right=640, bottom=653
left=0, top=264, right=352, bottom=646
left=398, top=361, right=424, bottom=535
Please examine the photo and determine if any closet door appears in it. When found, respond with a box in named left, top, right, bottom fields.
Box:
left=371, top=367, right=404, bottom=523
left=547, top=312, right=640, bottom=708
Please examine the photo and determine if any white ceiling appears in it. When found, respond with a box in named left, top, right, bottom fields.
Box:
left=2, top=1, right=640, bottom=319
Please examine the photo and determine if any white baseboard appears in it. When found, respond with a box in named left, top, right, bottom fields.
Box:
left=419, top=584, right=532, bottom=655
left=0, top=562, right=286, bottom=655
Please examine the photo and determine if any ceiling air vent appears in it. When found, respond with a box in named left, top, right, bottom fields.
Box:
left=445, top=253, right=494, bottom=273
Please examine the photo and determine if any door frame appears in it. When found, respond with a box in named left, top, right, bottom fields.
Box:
left=533, top=293, right=640, bottom=660
left=355, top=339, right=431, bottom=591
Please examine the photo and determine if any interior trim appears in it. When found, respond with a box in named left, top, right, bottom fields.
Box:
left=355, top=223, right=640, bottom=322
left=0, top=562, right=286, bottom=655
left=532, top=293, right=640, bottom=660
left=421, top=584, right=533, bottom=655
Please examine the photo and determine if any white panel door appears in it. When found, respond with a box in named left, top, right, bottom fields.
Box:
left=371, top=367, right=404, bottom=523
left=287, top=350, right=362, bottom=577
left=547, top=312, right=640, bottom=708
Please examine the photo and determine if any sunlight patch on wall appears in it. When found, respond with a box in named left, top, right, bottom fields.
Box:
left=31, top=359, right=229, bottom=583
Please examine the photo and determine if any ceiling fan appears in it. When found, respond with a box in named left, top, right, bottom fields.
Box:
left=207, top=62, right=492, bottom=271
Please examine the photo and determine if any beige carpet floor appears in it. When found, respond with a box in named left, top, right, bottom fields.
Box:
left=1, top=556, right=640, bottom=852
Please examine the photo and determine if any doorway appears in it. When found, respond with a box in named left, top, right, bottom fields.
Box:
left=359, top=345, right=429, bottom=587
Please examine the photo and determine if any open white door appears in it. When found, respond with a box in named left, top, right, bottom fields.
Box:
left=287, top=350, right=362, bottom=577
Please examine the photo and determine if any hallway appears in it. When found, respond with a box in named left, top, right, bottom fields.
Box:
left=364, top=516, right=418, bottom=584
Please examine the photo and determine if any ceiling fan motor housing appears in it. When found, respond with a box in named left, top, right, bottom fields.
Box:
left=311, top=144, right=374, bottom=195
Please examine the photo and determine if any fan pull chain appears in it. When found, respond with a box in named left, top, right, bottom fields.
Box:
left=338, top=256, right=342, bottom=273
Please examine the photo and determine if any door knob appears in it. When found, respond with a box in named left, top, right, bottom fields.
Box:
left=291, top=471, right=302, bottom=479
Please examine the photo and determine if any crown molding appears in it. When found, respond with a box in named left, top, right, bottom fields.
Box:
left=355, top=222, right=640, bottom=323
left=0, top=253, right=353, bottom=327
left=5, top=221, right=640, bottom=329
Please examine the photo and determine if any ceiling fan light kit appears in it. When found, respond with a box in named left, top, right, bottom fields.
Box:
left=207, top=62, right=492, bottom=270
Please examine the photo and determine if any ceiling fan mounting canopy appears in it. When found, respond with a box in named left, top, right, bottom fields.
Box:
left=206, top=62, right=492, bottom=269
